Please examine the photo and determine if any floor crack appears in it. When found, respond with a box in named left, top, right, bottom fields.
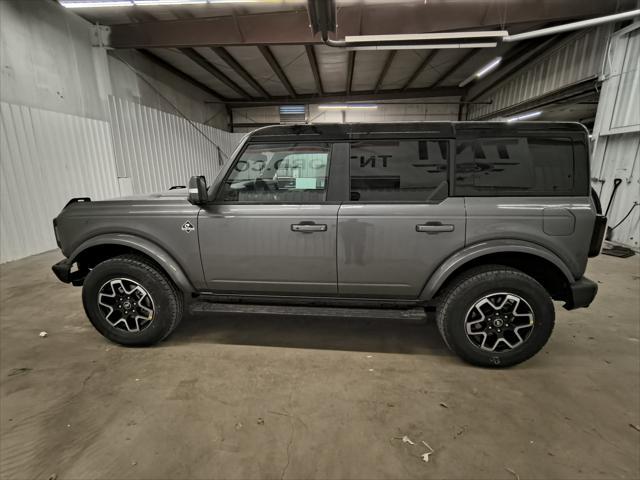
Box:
left=280, top=418, right=295, bottom=480
left=280, top=375, right=298, bottom=480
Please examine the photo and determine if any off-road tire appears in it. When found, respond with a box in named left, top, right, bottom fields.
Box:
left=82, top=254, right=183, bottom=346
left=436, top=265, right=555, bottom=368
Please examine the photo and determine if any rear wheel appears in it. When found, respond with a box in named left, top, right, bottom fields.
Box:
left=436, top=265, right=555, bottom=367
left=82, top=254, right=183, bottom=346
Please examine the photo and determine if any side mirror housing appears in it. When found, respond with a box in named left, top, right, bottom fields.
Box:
left=188, top=176, right=208, bottom=205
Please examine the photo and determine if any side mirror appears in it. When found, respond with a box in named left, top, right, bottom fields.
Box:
left=188, top=176, right=208, bottom=205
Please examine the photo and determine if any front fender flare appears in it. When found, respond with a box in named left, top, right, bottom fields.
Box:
left=69, top=233, right=195, bottom=293
left=420, top=239, right=575, bottom=301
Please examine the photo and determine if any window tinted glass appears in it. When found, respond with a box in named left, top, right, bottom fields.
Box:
left=454, top=137, right=575, bottom=196
left=349, top=140, right=448, bottom=202
left=218, top=143, right=330, bottom=203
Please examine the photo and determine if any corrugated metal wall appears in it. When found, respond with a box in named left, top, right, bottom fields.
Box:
left=467, top=26, right=611, bottom=120
left=109, top=96, right=244, bottom=194
left=1, top=98, right=245, bottom=263
left=591, top=24, right=640, bottom=249
left=0, top=102, right=119, bottom=263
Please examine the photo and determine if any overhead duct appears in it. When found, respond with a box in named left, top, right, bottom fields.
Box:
left=306, top=1, right=639, bottom=51
left=307, top=0, right=337, bottom=37
left=503, top=9, right=640, bottom=42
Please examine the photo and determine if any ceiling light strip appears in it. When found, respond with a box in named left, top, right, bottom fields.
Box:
left=318, top=105, right=378, bottom=110
left=60, top=0, right=257, bottom=7
left=506, top=111, right=543, bottom=122
left=60, top=1, right=133, bottom=7
left=344, top=31, right=508, bottom=43
left=348, top=43, right=497, bottom=51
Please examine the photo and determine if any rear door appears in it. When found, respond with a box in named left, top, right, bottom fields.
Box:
left=199, top=142, right=340, bottom=295
left=337, top=139, right=466, bottom=298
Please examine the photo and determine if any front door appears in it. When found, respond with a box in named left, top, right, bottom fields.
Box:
left=199, top=142, right=339, bottom=295
left=338, top=139, right=466, bottom=298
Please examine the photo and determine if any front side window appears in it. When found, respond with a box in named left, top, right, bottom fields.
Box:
left=349, top=140, right=449, bottom=202
left=217, top=143, right=331, bottom=203
left=454, top=137, right=575, bottom=196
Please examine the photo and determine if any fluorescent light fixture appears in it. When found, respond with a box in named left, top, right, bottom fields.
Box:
left=349, top=43, right=497, bottom=51
left=60, top=0, right=133, bottom=7
left=60, top=0, right=256, bottom=6
left=318, top=104, right=378, bottom=110
left=507, top=111, right=542, bottom=122
left=344, top=31, right=508, bottom=43
left=476, top=57, right=502, bottom=78
left=459, top=57, right=502, bottom=87
left=133, top=0, right=206, bottom=4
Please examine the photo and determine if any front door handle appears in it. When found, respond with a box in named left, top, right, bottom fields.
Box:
left=416, top=222, right=455, bottom=233
left=291, top=222, right=328, bottom=233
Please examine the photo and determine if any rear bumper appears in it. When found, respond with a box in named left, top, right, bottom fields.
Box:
left=52, top=258, right=84, bottom=286
left=563, top=276, right=598, bottom=310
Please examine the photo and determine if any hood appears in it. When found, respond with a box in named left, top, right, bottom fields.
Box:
left=114, top=188, right=189, bottom=201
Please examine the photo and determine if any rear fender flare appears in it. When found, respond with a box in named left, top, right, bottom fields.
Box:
left=420, top=239, right=575, bottom=301
left=69, top=234, right=195, bottom=293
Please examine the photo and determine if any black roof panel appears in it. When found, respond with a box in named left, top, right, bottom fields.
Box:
left=246, top=122, right=587, bottom=142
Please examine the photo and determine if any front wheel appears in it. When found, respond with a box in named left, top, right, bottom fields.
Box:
left=436, top=265, right=555, bottom=367
left=82, top=254, right=183, bottom=346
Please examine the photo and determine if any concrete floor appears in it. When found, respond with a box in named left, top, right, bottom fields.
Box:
left=0, top=251, right=638, bottom=480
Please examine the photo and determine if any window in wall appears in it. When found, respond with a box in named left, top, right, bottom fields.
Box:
left=454, top=137, right=575, bottom=196
left=349, top=140, right=449, bottom=202
left=217, top=143, right=331, bottom=203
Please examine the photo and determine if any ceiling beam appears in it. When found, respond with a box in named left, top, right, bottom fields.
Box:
left=170, top=8, right=194, bottom=20
left=223, top=86, right=464, bottom=107
left=127, top=8, right=156, bottom=23
left=258, top=46, right=297, bottom=98
left=178, top=48, right=252, bottom=99
left=211, top=47, right=271, bottom=99
left=130, top=50, right=225, bottom=100
left=305, top=45, right=324, bottom=95
left=346, top=51, right=356, bottom=95
left=105, top=1, right=635, bottom=48
left=374, top=50, right=396, bottom=93
left=431, top=50, right=478, bottom=88
left=402, top=50, right=438, bottom=90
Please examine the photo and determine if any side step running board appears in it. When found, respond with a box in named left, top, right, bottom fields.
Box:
left=190, top=302, right=427, bottom=320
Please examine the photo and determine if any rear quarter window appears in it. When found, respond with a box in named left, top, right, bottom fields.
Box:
left=454, top=136, right=586, bottom=196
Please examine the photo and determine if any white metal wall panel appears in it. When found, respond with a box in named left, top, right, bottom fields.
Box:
left=610, top=29, right=640, bottom=131
left=108, top=96, right=244, bottom=193
left=0, top=102, right=119, bottom=263
left=592, top=134, right=640, bottom=249
left=591, top=23, right=640, bottom=249
left=468, top=26, right=611, bottom=120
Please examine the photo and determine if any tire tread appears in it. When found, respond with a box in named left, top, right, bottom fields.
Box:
left=435, top=265, right=554, bottom=367
left=83, top=254, right=183, bottom=345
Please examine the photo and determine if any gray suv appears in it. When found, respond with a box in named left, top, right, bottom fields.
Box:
left=52, top=123, right=606, bottom=367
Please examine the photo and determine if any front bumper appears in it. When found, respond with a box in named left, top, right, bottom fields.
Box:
left=52, top=258, right=85, bottom=286
left=563, top=276, right=598, bottom=310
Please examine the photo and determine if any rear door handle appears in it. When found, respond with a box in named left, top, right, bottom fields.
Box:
left=291, top=222, right=328, bottom=233
left=416, top=222, right=455, bottom=233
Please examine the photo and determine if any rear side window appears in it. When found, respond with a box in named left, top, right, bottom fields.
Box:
left=454, top=137, right=578, bottom=196
left=349, top=140, right=448, bottom=202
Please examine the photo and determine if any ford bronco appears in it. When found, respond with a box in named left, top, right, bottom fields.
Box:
left=52, top=122, right=606, bottom=367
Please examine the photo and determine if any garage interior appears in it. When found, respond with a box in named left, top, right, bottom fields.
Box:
left=1, top=1, right=639, bottom=479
